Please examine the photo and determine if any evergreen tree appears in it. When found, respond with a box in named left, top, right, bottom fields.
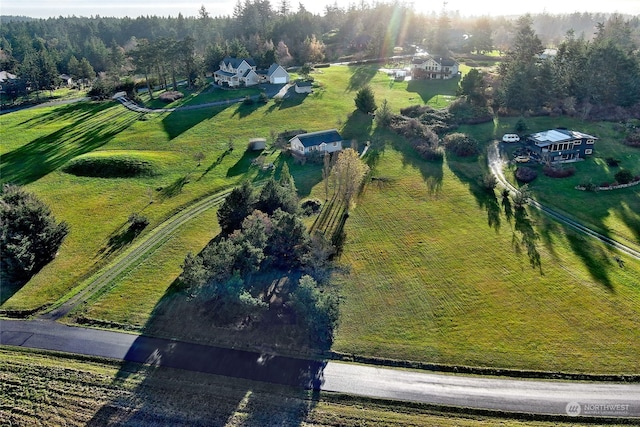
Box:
left=1, top=185, right=69, bottom=282
left=217, top=181, right=255, bottom=235
left=354, top=85, right=377, bottom=114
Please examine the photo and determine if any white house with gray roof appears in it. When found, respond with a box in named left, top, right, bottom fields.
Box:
left=214, top=57, right=289, bottom=87
left=411, top=55, right=459, bottom=80
left=289, top=129, right=343, bottom=156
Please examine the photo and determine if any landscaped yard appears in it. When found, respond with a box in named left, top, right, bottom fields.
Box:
left=2, top=64, right=639, bottom=374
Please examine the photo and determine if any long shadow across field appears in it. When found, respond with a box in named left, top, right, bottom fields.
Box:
left=381, top=129, right=444, bottom=194
left=1, top=104, right=137, bottom=186
left=86, top=271, right=326, bottom=425
left=162, top=103, right=231, bottom=140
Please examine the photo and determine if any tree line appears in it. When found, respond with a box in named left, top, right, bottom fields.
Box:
left=457, top=15, right=640, bottom=117
left=2, top=3, right=638, bottom=102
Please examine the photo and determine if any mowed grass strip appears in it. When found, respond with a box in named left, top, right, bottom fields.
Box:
left=333, top=143, right=640, bottom=374
left=77, top=206, right=220, bottom=329
left=0, top=64, right=420, bottom=312
left=1, top=348, right=622, bottom=427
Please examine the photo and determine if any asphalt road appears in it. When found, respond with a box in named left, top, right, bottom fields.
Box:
left=2, top=319, right=639, bottom=419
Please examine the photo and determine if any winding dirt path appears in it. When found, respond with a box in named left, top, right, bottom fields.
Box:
left=487, top=141, right=640, bottom=260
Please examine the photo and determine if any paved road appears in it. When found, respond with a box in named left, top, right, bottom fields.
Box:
left=2, top=319, right=639, bottom=419
left=488, top=142, right=640, bottom=260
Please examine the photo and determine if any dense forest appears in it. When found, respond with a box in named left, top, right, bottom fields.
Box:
left=1, top=2, right=639, bottom=113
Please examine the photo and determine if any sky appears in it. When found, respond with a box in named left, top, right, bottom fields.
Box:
left=1, top=0, right=639, bottom=19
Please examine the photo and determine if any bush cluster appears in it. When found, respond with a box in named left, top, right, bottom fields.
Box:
left=158, top=91, right=184, bottom=103
left=515, top=166, right=538, bottom=183
left=443, top=133, right=480, bottom=157
left=389, top=116, right=444, bottom=161
left=543, top=166, right=576, bottom=178
left=62, top=157, right=156, bottom=178
left=447, top=99, right=493, bottom=125
left=614, top=169, right=634, bottom=184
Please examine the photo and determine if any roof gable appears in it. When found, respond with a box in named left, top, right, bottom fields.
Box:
left=222, top=56, right=256, bottom=69
left=291, top=129, right=342, bottom=147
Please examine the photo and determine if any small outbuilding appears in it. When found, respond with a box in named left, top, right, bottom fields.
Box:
left=295, top=80, right=313, bottom=94
left=248, top=138, right=267, bottom=151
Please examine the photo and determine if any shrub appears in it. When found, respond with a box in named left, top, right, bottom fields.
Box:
left=128, top=213, right=149, bottom=233
left=243, top=95, right=255, bottom=105
left=62, top=156, right=156, bottom=178
left=258, top=92, right=268, bottom=103
left=605, top=157, right=621, bottom=167
left=415, top=144, right=444, bottom=161
left=158, top=91, right=184, bottom=103
left=515, top=118, right=528, bottom=134
left=515, top=166, right=538, bottom=183
left=600, top=182, right=610, bottom=188
left=614, top=169, right=634, bottom=184
left=482, top=172, right=497, bottom=190
left=581, top=181, right=598, bottom=192
left=301, top=199, right=323, bottom=216
left=543, top=166, right=576, bottom=178
left=443, top=133, right=480, bottom=157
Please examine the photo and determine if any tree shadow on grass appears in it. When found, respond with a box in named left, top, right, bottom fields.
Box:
left=86, top=264, right=327, bottom=426
left=565, top=231, right=614, bottom=291
left=17, top=101, right=112, bottom=127
left=513, top=206, right=543, bottom=273
left=1, top=106, right=139, bottom=186
left=232, top=100, right=263, bottom=118
left=346, top=65, right=379, bottom=92
left=197, top=148, right=233, bottom=181
left=448, top=155, right=503, bottom=233
left=406, top=74, right=460, bottom=104
left=227, top=149, right=262, bottom=177
left=340, top=110, right=373, bottom=142
left=96, top=222, right=146, bottom=259
left=157, top=174, right=191, bottom=200
left=162, top=104, right=228, bottom=140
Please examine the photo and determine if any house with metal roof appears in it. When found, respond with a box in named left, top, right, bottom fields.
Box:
left=289, top=129, right=343, bottom=156
left=411, top=55, right=459, bottom=80
left=526, top=129, right=597, bottom=163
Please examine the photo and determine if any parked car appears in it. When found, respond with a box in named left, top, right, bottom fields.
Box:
left=515, top=155, right=530, bottom=163
left=502, top=134, right=520, bottom=143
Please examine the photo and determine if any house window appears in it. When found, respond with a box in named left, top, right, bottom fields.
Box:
left=587, top=139, right=594, bottom=144
left=333, top=142, right=337, bottom=146
left=585, top=149, right=593, bottom=154
left=574, top=140, right=581, bottom=145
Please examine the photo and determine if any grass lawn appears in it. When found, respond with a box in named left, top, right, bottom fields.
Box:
left=459, top=116, right=640, bottom=249
left=2, top=64, right=639, bottom=375
left=0, top=348, right=626, bottom=427
left=332, top=132, right=640, bottom=374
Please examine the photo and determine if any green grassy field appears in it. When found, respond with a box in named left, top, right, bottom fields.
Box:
left=0, top=348, right=626, bottom=427
left=2, top=64, right=639, bottom=375
left=331, top=131, right=640, bottom=374
left=459, top=116, right=640, bottom=249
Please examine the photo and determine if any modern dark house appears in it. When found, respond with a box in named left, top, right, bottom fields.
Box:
left=526, top=129, right=597, bottom=163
